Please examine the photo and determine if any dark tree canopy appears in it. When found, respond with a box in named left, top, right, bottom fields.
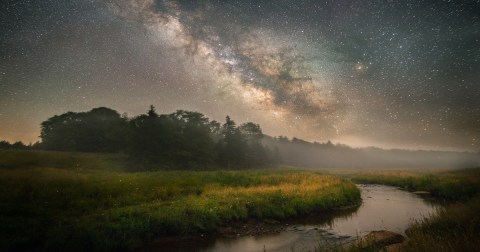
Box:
left=217, top=116, right=247, bottom=168
left=40, top=107, right=127, bottom=152
left=0, top=140, right=29, bottom=150
left=38, top=106, right=274, bottom=170
left=127, top=109, right=216, bottom=169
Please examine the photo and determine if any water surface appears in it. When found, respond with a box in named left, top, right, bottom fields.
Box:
left=148, top=184, right=439, bottom=252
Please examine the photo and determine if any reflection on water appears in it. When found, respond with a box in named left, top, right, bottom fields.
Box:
left=203, top=233, right=301, bottom=252
left=146, top=184, right=440, bottom=252
left=324, top=184, right=438, bottom=236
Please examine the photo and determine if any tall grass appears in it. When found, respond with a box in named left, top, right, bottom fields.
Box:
left=344, top=168, right=480, bottom=251
left=349, top=168, right=480, bottom=201
left=404, top=197, right=480, bottom=251
left=0, top=150, right=360, bottom=250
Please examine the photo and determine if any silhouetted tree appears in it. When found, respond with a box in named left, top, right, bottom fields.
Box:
left=126, top=107, right=216, bottom=169
left=37, top=106, right=276, bottom=170
left=147, top=105, right=158, bottom=117
left=127, top=106, right=176, bottom=168
left=0, top=140, right=29, bottom=150
left=239, top=122, right=263, bottom=144
left=12, top=141, right=27, bottom=149
left=217, top=116, right=248, bottom=168
left=0, top=140, right=10, bottom=149
left=40, top=107, right=127, bottom=152
left=239, top=122, right=269, bottom=166
left=167, top=110, right=216, bottom=168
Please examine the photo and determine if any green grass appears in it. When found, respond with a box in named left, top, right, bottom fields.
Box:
left=0, top=150, right=361, bottom=251
left=347, top=169, right=480, bottom=201
left=404, top=197, right=480, bottom=251
left=341, top=168, right=480, bottom=251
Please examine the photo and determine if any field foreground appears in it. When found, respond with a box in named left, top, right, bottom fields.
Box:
left=0, top=150, right=360, bottom=251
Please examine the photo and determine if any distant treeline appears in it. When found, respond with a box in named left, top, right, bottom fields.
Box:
left=3, top=106, right=480, bottom=170
left=263, top=136, right=480, bottom=169
left=0, top=140, right=37, bottom=150
left=35, top=106, right=279, bottom=169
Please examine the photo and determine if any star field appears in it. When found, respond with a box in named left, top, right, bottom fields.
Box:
left=1, top=0, right=479, bottom=151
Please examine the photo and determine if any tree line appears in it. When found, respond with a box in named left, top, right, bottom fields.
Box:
left=37, top=106, right=278, bottom=169
left=0, top=140, right=34, bottom=150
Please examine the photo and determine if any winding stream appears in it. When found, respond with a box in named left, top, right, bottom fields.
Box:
left=147, top=184, right=440, bottom=252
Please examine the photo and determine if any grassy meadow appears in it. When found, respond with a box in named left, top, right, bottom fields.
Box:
left=0, top=150, right=360, bottom=251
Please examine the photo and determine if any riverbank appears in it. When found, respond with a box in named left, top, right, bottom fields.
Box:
left=0, top=150, right=361, bottom=251
left=347, top=168, right=480, bottom=201
left=152, top=184, right=436, bottom=252
left=342, top=168, right=480, bottom=251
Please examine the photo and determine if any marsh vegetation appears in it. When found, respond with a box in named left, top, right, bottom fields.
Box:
left=0, top=150, right=360, bottom=250
left=339, top=168, right=480, bottom=251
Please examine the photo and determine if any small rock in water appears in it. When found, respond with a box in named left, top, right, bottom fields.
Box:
left=354, top=230, right=404, bottom=249
left=385, top=242, right=405, bottom=252
left=413, top=191, right=431, bottom=196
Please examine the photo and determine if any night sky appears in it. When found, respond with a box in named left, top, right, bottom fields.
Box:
left=1, top=0, right=479, bottom=151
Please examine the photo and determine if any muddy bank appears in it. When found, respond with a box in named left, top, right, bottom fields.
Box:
left=140, top=206, right=360, bottom=251
left=137, top=221, right=287, bottom=251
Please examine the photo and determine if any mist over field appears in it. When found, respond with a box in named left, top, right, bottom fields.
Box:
left=263, top=136, right=480, bottom=169
left=2, top=0, right=480, bottom=251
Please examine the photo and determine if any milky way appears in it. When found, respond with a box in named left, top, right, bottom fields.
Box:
left=1, top=0, right=479, bottom=151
